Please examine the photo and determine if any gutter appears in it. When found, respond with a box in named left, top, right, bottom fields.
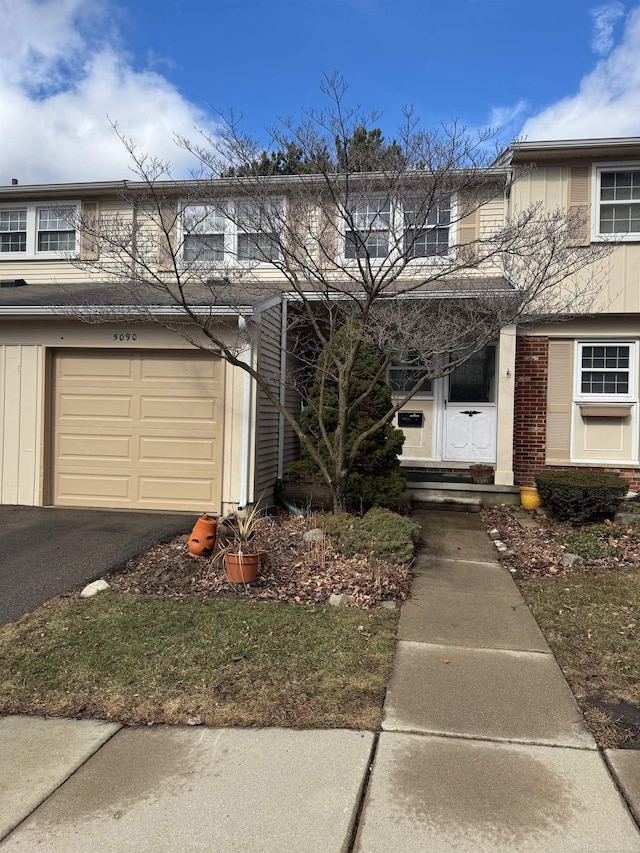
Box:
left=277, top=297, right=288, bottom=480
left=0, top=304, right=255, bottom=318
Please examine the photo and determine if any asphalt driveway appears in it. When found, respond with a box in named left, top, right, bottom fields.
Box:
left=0, top=506, right=192, bottom=625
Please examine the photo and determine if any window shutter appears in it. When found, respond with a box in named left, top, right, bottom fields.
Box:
left=546, top=339, right=573, bottom=461
left=457, top=206, right=479, bottom=262
left=80, top=201, right=99, bottom=261
left=157, top=203, right=178, bottom=271
left=567, top=166, right=591, bottom=247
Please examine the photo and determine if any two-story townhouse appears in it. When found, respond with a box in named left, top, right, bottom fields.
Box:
left=0, top=140, right=629, bottom=515
left=507, top=138, right=640, bottom=491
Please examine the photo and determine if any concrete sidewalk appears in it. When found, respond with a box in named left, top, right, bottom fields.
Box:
left=1, top=510, right=640, bottom=851
left=354, top=511, right=640, bottom=852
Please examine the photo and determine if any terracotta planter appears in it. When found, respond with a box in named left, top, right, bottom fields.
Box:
left=188, top=514, right=218, bottom=557
left=224, top=552, right=260, bottom=584
left=520, top=486, right=543, bottom=511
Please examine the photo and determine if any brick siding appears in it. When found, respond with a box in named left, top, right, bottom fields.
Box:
left=513, top=336, right=549, bottom=485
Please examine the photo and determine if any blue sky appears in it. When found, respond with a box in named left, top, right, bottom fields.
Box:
left=0, top=0, right=638, bottom=182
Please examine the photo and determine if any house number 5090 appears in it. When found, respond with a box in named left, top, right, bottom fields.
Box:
left=113, top=333, right=137, bottom=341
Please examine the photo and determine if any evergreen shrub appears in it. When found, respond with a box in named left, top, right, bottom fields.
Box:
left=534, top=470, right=629, bottom=524
left=321, top=508, right=420, bottom=565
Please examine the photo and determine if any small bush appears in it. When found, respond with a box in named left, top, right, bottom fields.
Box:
left=535, top=470, right=629, bottom=524
left=321, top=508, right=420, bottom=565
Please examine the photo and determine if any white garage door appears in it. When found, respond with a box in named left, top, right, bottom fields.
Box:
left=52, top=350, right=224, bottom=511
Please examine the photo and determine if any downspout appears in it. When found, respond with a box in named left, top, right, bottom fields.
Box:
left=238, top=316, right=254, bottom=510
left=277, top=296, right=288, bottom=480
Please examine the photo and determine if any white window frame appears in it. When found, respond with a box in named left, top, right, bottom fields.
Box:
left=0, top=201, right=80, bottom=259
left=574, top=340, right=637, bottom=402
left=178, top=199, right=283, bottom=267
left=388, top=353, right=434, bottom=399
left=592, top=162, right=640, bottom=242
left=340, top=195, right=453, bottom=264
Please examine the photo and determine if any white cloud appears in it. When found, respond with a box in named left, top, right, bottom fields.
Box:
left=521, top=6, right=640, bottom=140
left=590, top=2, right=625, bottom=55
left=0, top=0, right=219, bottom=183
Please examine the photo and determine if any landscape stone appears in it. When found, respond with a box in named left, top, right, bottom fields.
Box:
left=80, top=579, right=111, bottom=598
left=303, top=528, right=325, bottom=543
left=562, top=552, right=584, bottom=566
left=614, top=511, right=640, bottom=526
left=380, top=600, right=397, bottom=610
left=329, top=592, right=354, bottom=607
left=488, top=528, right=500, bottom=540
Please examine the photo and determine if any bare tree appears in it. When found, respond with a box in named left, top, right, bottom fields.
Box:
left=69, top=74, right=611, bottom=512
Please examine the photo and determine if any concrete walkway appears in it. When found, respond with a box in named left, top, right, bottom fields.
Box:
left=1, top=510, right=640, bottom=851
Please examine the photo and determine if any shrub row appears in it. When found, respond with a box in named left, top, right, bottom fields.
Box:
left=535, top=470, right=628, bottom=524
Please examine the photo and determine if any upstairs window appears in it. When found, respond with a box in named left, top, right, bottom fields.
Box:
left=345, top=198, right=391, bottom=259
left=180, top=201, right=281, bottom=265
left=236, top=202, right=280, bottom=262
left=596, top=167, right=640, bottom=239
left=0, top=209, right=26, bottom=253
left=343, top=196, right=451, bottom=261
left=404, top=197, right=450, bottom=258
left=183, top=206, right=225, bottom=263
left=0, top=203, right=78, bottom=258
left=37, top=208, right=76, bottom=252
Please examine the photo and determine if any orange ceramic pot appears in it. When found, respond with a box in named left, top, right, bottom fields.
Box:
left=188, top=514, right=218, bottom=557
left=224, top=552, right=260, bottom=584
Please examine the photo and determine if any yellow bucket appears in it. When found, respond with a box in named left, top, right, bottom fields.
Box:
left=520, top=486, right=543, bottom=510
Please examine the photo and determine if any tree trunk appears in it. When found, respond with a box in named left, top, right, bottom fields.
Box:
left=331, top=475, right=348, bottom=514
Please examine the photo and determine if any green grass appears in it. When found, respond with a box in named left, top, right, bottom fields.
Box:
left=553, top=525, right=622, bottom=559
left=0, top=593, right=398, bottom=729
left=519, top=567, right=640, bottom=747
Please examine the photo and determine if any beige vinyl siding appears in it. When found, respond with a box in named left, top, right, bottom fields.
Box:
left=510, top=161, right=640, bottom=313
left=546, top=339, right=573, bottom=462
left=0, top=199, right=132, bottom=284
left=0, top=344, right=43, bottom=505
left=253, top=303, right=282, bottom=502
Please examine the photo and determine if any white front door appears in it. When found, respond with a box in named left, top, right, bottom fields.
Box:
left=444, top=346, right=497, bottom=462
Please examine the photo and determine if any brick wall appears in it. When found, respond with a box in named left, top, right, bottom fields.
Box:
left=513, top=335, right=549, bottom=485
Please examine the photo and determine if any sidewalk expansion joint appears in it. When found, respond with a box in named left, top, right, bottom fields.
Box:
left=397, top=639, right=553, bottom=658
left=419, top=557, right=502, bottom=567
left=346, top=731, right=378, bottom=853
left=380, top=727, right=598, bottom=752
left=0, top=723, right=123, bottom=844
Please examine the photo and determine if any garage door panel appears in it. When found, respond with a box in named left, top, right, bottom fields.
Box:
left=139, top=437, right=217, bottom=462
left=58, top=395, right=133, bottom=421
left=140, top=355, right=221, bottom=382
left=53, top=350, right=223, bottom=512
left=56, top=472, right=133, bottom=502
left=138, top=476, right=218, bottom=504
left=57, top=355, right=134, bottom=381
left=139, top=396, right=219, bottom=424
left=58, top=434, right=133, bottom=462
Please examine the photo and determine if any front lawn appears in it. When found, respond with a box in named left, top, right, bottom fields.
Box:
left=0, top=594, right=398, bottom=729
left=482, top=505, right=640, bottom=748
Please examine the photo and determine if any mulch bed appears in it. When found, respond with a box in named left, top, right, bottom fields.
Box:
left=109, top=514, right=413, bottom=608
left=480, top=505, right=640, bottom=578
